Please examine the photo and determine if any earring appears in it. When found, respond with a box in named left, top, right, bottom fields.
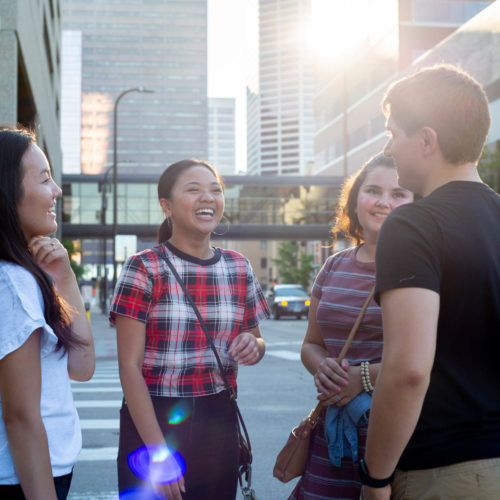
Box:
left=212, top=215, right=230, bottom=237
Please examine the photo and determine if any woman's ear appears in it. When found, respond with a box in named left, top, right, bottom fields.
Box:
left=159, top=198, right=171, bottom=218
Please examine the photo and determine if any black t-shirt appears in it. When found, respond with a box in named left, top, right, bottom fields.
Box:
left=375, top=181, right=500, bottom=470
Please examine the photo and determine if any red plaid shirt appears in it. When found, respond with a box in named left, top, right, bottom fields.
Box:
left=110, top=242, right=269, bottom=397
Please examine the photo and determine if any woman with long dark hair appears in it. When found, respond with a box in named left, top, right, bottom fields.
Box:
left=0, top=127, right=94, bottom=499
left=111, top=159, right=269, bottom=499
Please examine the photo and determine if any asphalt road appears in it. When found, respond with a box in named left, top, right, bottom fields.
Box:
left=68, top=314, right=317, bottom=500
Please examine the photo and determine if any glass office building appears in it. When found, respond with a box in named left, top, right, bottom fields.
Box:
left=61, top=0, right=208, bottom=175
left=313, top=0, right=496, bottom=178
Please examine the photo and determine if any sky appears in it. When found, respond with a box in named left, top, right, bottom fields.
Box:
left=207, top=0, right=257, bottom=174
left=207, top=0, right=396, bottom=173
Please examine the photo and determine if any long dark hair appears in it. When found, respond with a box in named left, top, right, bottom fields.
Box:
left=157, top=159, right=224, bottom=243
left=0, top=127, right=81, bottom=352
left=331, top=153, right=396, bottom=245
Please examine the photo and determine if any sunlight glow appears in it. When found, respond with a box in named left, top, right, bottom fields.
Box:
left=306, top=0, right=398, bottom=67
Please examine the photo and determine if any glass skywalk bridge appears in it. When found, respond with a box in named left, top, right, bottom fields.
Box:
left=62, top=173, right=343, bottom=241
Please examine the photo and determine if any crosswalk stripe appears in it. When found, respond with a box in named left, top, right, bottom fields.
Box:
left=75, top=400, right=122, bottom=408
left=72, top=387, right=122, bottom=393
left=68, top=493, right=117, bottom=499
left=72, top=378, right=120, bottom=385
left=80, top=419, right=119, bottom=430
left=266, top=350, right=301, bottom=361
left=78, top=447, right=118, bottom=461
left=265, top=341, right=302, bottom=347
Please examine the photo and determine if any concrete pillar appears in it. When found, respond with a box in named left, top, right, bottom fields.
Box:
left=0, top=30, right=18, bottom=125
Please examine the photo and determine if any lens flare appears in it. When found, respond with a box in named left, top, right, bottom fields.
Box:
left=127, top=444, right=186, bottom=485
left=119, top=487, right=161, bottom=499
left=167, top=401, right=191, bottom=425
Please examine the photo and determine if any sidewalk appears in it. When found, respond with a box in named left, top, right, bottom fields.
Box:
left=88, top=306, right=118, bottom=360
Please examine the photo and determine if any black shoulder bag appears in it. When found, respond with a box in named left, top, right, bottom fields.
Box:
left=154, top=249, right=257, bottom=500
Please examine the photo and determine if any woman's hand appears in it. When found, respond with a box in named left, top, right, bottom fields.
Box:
left=318, top=361, right=363, bottom=407
left=29, top=235, right=95, bottom=381
left=28, top=236, right=73, bottom=284
left=152, top=476, right=185, bottom=500
left=314, top=357, right=349, bottom=398
left=228, top=332, right=261, bottom=365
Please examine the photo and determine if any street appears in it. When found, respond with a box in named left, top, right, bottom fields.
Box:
left=68, top=314, right=318, bottom=500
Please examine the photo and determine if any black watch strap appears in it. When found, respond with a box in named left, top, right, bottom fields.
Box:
left=358, top=459, right=395, bottom=488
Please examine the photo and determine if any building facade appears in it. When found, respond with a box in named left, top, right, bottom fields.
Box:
left=208, top=97, right=236, bottom=175
left=0, top=0, right=62, bottom=179
left=313, top=0, right=497, bottom=178
left=60, top=30, right=82, bottom=173
left=247, top=0, right=315, bottom=176
left=61, top=0, right=208, bottom=175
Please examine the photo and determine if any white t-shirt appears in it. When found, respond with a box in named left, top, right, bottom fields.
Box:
left=0, top=262, right=81, bottom=483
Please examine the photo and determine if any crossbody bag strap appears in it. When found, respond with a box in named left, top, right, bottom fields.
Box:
left=307, top=285, right=375, bottom=424
left=153, top=247, right=253, bottom=456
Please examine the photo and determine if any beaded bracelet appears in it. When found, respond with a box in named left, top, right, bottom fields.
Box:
left=361, top=361, right=374, bottom=393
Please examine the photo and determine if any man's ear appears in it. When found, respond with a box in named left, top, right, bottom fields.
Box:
left=159, top=198, right=171, bottom=218
left=420, top=127, right=438, bottom=157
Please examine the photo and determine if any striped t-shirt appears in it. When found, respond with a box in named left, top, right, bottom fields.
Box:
left=312, top=246, right=383, bottom=364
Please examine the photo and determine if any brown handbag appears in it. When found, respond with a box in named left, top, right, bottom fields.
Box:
left=273, top=286, right=375, bottom=483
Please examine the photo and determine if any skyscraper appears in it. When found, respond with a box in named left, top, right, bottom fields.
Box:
left=247, top=0, right=314, bottom=176
left=61, top=0, right=208, bottom=175
left=60, top=30, right=83, bottom=174
left=208, top=97, right=236, bottom=175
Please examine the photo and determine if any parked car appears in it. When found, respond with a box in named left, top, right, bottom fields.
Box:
left=266, top=284, right=310, bottom=320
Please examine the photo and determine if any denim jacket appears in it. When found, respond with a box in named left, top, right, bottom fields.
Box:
left=324, top=392, right=372, bottom=466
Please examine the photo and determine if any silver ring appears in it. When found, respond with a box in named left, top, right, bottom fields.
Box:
left=51, top=241, right=56, bottom=248
left=334, top=394, right=341, bottom=402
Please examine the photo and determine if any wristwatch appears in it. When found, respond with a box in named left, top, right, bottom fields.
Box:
left=358, top=458, right=395, bottom=487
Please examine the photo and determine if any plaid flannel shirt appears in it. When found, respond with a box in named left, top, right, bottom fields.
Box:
left=110, top=242, right=270, bottom=397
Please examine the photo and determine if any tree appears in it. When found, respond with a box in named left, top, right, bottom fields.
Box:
left=62, top=239, right=87, bottom=282
left=272, top=241, right=315, bottom=289
left=478, top=140, right=500, bottom=194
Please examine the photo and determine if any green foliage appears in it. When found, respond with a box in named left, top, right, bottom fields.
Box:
left=271, top=241, right=314, bottom=289
left=478, top=141, right=500, bottom=194
left=62, top=239, right=87, bottom=282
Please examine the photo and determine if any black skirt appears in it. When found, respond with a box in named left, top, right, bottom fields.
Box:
left=117, top=391, right=239, bottom=500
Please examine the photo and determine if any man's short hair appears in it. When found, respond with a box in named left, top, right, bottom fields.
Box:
left=382, top=64, right=491, bottom=164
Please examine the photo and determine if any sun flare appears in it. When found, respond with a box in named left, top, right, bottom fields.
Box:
left=305, top=0, right=398, bottom=67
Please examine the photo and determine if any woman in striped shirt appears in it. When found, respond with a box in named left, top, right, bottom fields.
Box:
left=288, top=153, right=414, bottom=500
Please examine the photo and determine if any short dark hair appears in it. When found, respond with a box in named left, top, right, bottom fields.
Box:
left=157, top=159, right=224, bottom=242
left=382, top=64, right=491, bottom=164
left=332, top=153, right=395, bottom=245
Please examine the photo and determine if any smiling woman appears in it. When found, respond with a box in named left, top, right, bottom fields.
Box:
left=110, top=158, right=270, bottom=499
left=286, top=153, right=413, bottom=500
left=0, top=127, right=94, bottom=499
left=16, top=144, right=62, bottom=241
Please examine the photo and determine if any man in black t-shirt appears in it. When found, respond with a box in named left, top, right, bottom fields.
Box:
left=360, top=65, right=500, bottom=500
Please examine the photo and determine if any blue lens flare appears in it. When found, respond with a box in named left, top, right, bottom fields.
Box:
left=127, top=444, right=186, bottom=485
left=167, top=401, right=191, bottom=425
left=119, top=486, right=160, bottom=499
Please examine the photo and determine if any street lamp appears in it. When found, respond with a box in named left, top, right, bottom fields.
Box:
left=112, top=87, right=154, bottom=290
